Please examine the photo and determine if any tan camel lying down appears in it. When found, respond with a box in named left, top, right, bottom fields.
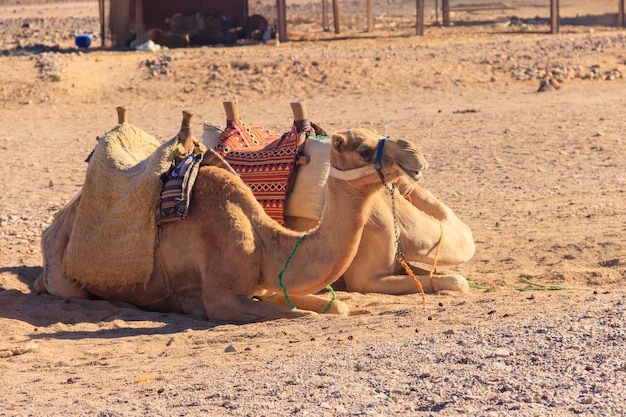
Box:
left=202, top=101, right=475, bottom=295
left=36, top=115, right=428, bottom=322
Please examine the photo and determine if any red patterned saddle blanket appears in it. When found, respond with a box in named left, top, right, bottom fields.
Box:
left=214, top=119, right=318, bottom=224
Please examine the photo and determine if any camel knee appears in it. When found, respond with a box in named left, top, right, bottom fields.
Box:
left=44, top=273, right=91, bottom=299
left=439, top=225, right=476, bottom=265
left=458, top=228, right=476, bottom=263
left=321, top=299, right=349, bottom=316
left=33, top=274, right=47, bottom=294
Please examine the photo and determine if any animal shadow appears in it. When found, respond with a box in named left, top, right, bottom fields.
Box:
left=0, top=265, right=216, bottom=339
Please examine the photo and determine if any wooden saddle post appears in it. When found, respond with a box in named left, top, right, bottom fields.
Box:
left=116, top=106, right=128, bottom=124
left=178, top=110, right=195, bottom=152
left=291, top=100, right=311, bottom=166
left=223, top=99, right=240, bottom=124
left=173, top=110, right=205, bottom=164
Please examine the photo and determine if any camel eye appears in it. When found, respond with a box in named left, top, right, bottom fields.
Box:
left=358, top=147, right=375, bottom=161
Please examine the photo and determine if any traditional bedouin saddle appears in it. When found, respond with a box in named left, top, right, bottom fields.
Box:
left=214, top=118, right=324, bottom=224
left=157, top=118, right=325, bottom=226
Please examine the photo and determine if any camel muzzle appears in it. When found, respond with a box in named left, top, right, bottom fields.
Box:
left=328, top=137, right=389, bottom=181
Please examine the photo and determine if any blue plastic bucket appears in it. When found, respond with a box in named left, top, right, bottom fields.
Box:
left=75, top=34, right=92, bottom=48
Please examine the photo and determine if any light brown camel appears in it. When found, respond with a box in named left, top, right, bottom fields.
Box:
left=35, top=110, right=428, bottom=323
left=202, top=100, right=475, bottom=295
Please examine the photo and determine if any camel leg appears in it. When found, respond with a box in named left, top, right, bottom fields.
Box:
left=344, top=272, right=468, bottom=295
left=402, top=263, right=469, bottom=293
left=39, top=193, right=90, bottom=299
left=345, top=264, right=469, bottom=295
left=397, top=178, right=476, bottom=265
left=258, top=292, right=349, bottom=316
left=202, top=293, right=317, bottom=323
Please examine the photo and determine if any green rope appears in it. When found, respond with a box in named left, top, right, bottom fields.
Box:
left=464, top=275, right=572, bottom=291
left=278, top=234, right=308, bottom=311
left=464, top=275, right=489, bottom=290
left=319, top=285, right=336, bottom=314
left=277, top=234, right=336, bottom=314
left=516, top=277, right=572, bottom=291
left=468, top=281, right=489, bottom=290
left=307, top=131, right=325, bottom=139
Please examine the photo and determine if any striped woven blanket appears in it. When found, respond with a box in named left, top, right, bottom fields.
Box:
left=214, top=119, right=301, bottom=224
left=157, top=149, right=237, bottom=225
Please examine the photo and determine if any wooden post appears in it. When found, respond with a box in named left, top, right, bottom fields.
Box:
left=291, top=100, right=308, bottom=127
left=178, top=111, right=195, bottom=156
left=416, top=0, right=424, bottom=36
left=619, top=0, right=625, bottom=27
left=366, top=0, right=373, bottom=32
left=332, top=0, right=340, bottom=34
left=223, top=100, right=240, bottom=124
left=442, top=0, right=450, bottom=27
left=276, top=0, right=287, bottom=42
left=322, top=0, right=329, bottom=31
left=99, top=0, right=105, bottom=48
left=290, top=101, right=311, bottom=166
left=550, top=0, right=559, bottom=34
left=116, top=106, right=128, bottom=124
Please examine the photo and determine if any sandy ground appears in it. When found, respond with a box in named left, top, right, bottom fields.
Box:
left=1, top=1, right=626, bottom=416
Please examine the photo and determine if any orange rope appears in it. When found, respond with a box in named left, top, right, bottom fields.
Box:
left=428, top=221, right=444, bottom=293
left=396, top=183, right=448, bottom=304
left=397, top=256, right=426, bottom=305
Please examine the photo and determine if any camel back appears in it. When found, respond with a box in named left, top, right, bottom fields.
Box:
left=63, top=122, right=177, bottom=287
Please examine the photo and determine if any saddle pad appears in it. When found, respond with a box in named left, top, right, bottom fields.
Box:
left=215, top=119, right=299, bottom=224
left=157, top=149, right=237, bottom=225
left=63, top=122, right=177, bottom=287
left=283, top=136, right=331, bottom=221
left=156, top=153, right=203, bottom=225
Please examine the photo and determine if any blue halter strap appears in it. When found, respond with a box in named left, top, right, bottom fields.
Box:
left=374, top=136, right=389, bottom=170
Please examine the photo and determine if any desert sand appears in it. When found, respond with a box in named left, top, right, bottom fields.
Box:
left=1, top=1, right=625, bottom=416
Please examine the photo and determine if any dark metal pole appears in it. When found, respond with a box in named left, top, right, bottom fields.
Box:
left=619, top=0, right=625, bottom=27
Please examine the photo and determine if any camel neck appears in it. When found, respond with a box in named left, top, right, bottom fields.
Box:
left=273, top=176, right=374, bottom=295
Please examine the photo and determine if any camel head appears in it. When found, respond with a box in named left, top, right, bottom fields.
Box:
left=329, top=128, right=427, bottom=187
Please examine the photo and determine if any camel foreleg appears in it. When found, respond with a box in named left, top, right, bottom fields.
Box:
left=397, top=179, right=476, bottom=265
left=202, top=293, right=319, bottom=323
left=343, top=257, right=468, bottom=295
left=258, top=292, right=349, bottom=316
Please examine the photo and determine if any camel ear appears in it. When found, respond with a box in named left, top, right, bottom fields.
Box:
left=332, top=132, right=347, bottom=152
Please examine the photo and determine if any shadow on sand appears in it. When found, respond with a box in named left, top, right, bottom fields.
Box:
left=0, top=265, right=220, bottom=339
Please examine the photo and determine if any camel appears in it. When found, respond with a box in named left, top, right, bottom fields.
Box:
left=35, top=109, right=428, bottom=322
left=202, top=100, right=476, bottom=295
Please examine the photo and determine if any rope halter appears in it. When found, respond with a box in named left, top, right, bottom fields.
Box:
left=328, top=137, right=389, bottom=181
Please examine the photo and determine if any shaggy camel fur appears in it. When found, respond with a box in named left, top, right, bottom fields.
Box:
left=36, top=115, right=427, bottom=323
